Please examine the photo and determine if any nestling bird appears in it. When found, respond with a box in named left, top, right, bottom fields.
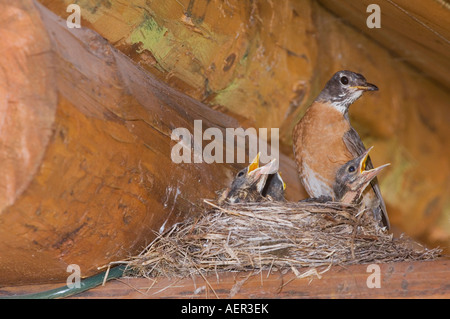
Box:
left=220, top=154, right=278, bottom=204
left=262, top=171, right=286, bottom=202
left=300, top=147, right=389, bottom=206
left=333, top=147, right=390, bottom=205
left=247, top=153, right=286, bottom=201
left=292, top=70, right=390, bottom=228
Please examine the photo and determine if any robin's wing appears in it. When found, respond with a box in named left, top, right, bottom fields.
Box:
left=343, top=128, right=390, bottom=229
left=343, top=128, right=374, bottom=169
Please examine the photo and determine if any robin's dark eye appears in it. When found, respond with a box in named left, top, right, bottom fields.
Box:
left=340, top=76, right=349, bottom=85
left=237, top=171, right=245, bottom=177
left=348, top=166, right=355, bottom=173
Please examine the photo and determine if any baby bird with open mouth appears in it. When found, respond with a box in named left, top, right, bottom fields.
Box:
left=219, top=154, right=279, bottom=204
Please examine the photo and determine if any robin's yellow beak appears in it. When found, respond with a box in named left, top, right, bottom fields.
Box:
left=247, top=152, right=260, bottom=174
left=248, top=158, right=277, bottom=193
left=359, top=163, right=390, bottom=186
left=359, top=147, right=372, bottom=174
left=358, top=147, right=390, bottom=183
left=351, top=83, right=378, bottom=91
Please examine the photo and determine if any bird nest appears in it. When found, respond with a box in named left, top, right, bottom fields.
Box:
left=111, top=200, right=441, bottom=280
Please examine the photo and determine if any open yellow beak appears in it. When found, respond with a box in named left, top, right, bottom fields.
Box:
left=359, top=147, right=372, bottom=174
left=358, top=146, right=390, bottom=181
left=247, top=152, right=260, bottom=174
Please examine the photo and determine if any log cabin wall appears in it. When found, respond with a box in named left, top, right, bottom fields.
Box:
left=0, top=0, right=448, bottom=285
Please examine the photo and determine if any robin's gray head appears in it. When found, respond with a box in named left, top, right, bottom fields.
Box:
left=317, top=70, right=378, bottom=114
left=333, top=147, right=389, bottom=204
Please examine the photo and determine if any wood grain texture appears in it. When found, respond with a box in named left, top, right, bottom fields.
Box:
left=1, top=260, right=448, bottom=298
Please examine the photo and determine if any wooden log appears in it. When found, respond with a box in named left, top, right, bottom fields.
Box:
left=0, top=1, right=305, bottom=285
left=1, top=260, right=448, bottom=298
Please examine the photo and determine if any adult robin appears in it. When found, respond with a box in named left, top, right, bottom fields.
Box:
left=293, top=70, right=390, bottom=228
left=333, top=147, right=390, bottom=205
left=219, top=154, right=277, bottom=204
